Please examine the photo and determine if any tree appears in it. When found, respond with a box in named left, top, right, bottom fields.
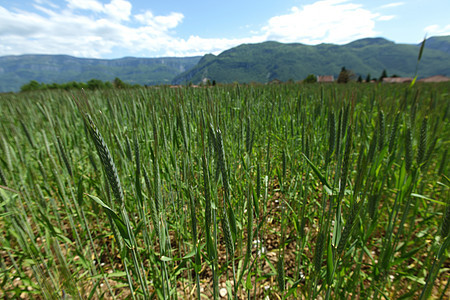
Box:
left=20, top=80, right=42, bottom=92
left=357, top=75, right=363, bottom=83
left=379, top=69, right=388, bottom=81
left=337, top=67, right=354, bottom=83
left=303, top=74, right=317, bottom=83
left=87, top=79, right=105, bottom=90
left=47, top=83, right=59, bottom=90
left=366, top=73, right=371, bottom=83
left=113, top=77, right=127, bottom=89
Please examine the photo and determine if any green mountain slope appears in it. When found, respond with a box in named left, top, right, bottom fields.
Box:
left=172, top=36, right=450, bottom=84
left=0, top=55, right=201, bottom=92
left=1, top=35, right=449, bottom=92
left=424, top=35, right=450, bottom=54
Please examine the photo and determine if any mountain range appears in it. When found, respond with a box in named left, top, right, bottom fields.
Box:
left=1, top=35, right=449, bottom=92
left=173, top=35, right=450, bottom=84
left=0, top=55, right=201, bottom=93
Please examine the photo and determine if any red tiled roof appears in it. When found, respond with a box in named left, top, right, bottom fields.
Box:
left=382, top=77, right=413, bottom=83
left=317, top=75, right=334, bottom=82
left=418, top=75, right=450, bottom=83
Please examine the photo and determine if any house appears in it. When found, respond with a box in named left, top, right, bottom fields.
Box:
left=382, top=77, right=413, bottom=83
left=268, top=78, right=282, bottom=85
left=317, top=75, right=334, bottom=83
left=418, top=75, right=450, bottom=83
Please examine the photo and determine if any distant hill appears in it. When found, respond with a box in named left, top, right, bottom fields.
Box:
left=2, top=35, right=449, bottom=92
left=0, top=55, right=201, bottom=92
left=172, top=36, right=450, bottom=84
left=423, top=35, right=450, bottom=54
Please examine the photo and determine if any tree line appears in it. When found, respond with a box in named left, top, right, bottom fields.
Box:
left=20, top=68, right=396, bottom=91
left=303, top=67, right=393, bottom=84
left=20, top=77, right=139, bottom=92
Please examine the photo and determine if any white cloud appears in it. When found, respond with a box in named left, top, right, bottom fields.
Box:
left=104, top=0, right=132, bottom=21
left=0, top=0, right=396, bottom=58
left=34, top=0, right=60, bottom=9
left=164, top=35, right=266, bottom=57
left=66, top=0, right=103, bottom=12
left=380, top=2, right=405, bottom=9
left=154, top=13, right=184, bottom=29
left=135, top=11, right=183, bottom=30
left=424, top=24, right=450, bottom=37
left=0, top=1, right=186, bottom=57
left=377, top=15, right=395, bottom=21
left=261, top=0, right=381, bottom=44
left=66, top=0, right=131, bottom=20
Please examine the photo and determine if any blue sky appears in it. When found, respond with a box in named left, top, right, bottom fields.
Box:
left=0, top=0, right=449, bottom=58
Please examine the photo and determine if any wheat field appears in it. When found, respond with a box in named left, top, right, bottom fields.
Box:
left=0, top=82, right=449, bottom=299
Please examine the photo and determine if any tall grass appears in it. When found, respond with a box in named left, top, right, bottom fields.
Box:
left=0, top=82, right=449, bottom=299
